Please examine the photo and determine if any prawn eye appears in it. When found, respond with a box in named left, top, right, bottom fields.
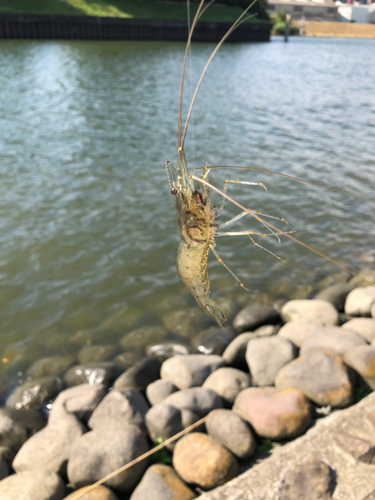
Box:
left=171, top=187, right=178, bottom=196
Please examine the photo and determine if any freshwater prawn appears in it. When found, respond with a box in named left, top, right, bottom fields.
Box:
left=166, top=0, right=371, bottom=331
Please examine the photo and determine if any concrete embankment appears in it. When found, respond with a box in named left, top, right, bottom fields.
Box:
left=294, top=20, right=375, bottom=38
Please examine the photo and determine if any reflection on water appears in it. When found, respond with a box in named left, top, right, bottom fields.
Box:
left=0, top=37, right=374, bottom=389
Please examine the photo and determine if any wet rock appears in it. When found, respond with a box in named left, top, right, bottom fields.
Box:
left=233, top=387, right=311, bottom=440
left=64, top=485, right=118, bottom=500
left=350, top=268, right=375, bottom=287
left=300, top=326, right=366, bottom=357
left=49, top=384, right=107, bottom=424
left=67, top=424, right=149, bottom=492
left=314, top=283, right=355, bottom=312
left=278, top=321, right=322, bottom=348
left=205, top=409, right=256, bottom=459
left=344, top=345, right=375, bottom=390
left=275, top=350, right=353, bottom=408
left=63, top=363, right=118, bottom=387
left=145, top=404, right=184, bottom=450
left=77, top=345, right=118, bottom=364
left=0, top=469, right=65, bottom=500
left=130, top=464, right=196, bottom=500
left=100, top=305, right=142, bottom=333
left=233, top=305, right=279, bottom=333
left=88, top=388, right=149, bottom=431
left=0, top=448, right=9, bottom=481
left=246, top=336, right=296, bottom=386
left=162, top=387, right=223, bottom=417
left=173, top=433, right=238, bottom=489
left=222, top=328, right=276, bottom=370
left=0, top=408, right=45, bottom=451
left=6, top=377, right=62, bottom=410
left=343, top=318, right=375, bottom=343
left=281, top=300, right=339, bottom=326
left=334, top=431, right=375, bottom=463
left=146, top=379, right=178, bottom=406
left=279, top=456, right=335, bottom=500
left=113, top=351, right=141, bottom=372
left=146, top=343, right=197, bottom=361
left=113, top=357, right=161, bottom=392
left=120, top=326, right=171, bottom=350
left=345, top=286, right=375, bottom=316
left=193, top=327, right=235, bottom=355
left=202, top=367, right=252, bottom=406
left=160, top=354, right=225, bottom=389
left=162, top=309, right=212, bottom=338
left=26, top=355, right=75, bottom=379
left=13, top=413, right=86, bottom=475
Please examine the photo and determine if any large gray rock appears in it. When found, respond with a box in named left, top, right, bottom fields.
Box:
left=129, top=464, right=196, bottom=500
left=281, top=300, right=339, bottom=326
left=313, top=283, right=355, bottom=312
left=0, top=469, right=65, bottom=500
left=113, top=357, right=161, bottom=392
left=278, top=321, right=322, bottom=348
left=300, top=326, right=366, bottom=357
left=275, top=350, right=353, bottom=408
left=49, top=384, right=107, bottom=424
left=233, top=305, right=279, bottom=333
left=6, top=377, right=62, bottom=410
left=345, top=287, right=375, bottom=316
left=26, top=355, right=75, bottom=379
left=206, top=409, right=256, bottom=460
left=246, top=336, right=296, bottom=386
left=0, top=408, right=45, bottom=451
left=160, top=355, right=225, bottom=389
left=145, top=404, right=185, bottom=450
left=173, top=433, right=238, bottom=490
left=202, top=367, right=252, bottom=406
left=13, top=413, right=86, bottom=475
left=88, top=388, right=149, bottom=431
left=146, top=379, right=178, bottom=406
left=233, top=387, right=311, bottom=440
left=222, top=329, right=276, bottom=370
left=193, top=327, right=235, bottom=355
left=63, top=363, right=118, bottom=387
left=162, top=387, right=223, bottom=417
left=342, top=318, right=375, bottom=343
left=67, top=425, right=149, bottom=492
left=344, top=345, right=375, bottom=390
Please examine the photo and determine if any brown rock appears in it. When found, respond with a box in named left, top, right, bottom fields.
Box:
left=173, top=433, right=238, bottom=490
left=232, top=387, right=311, bottom=440
left=344, top=345, right=375, bottom=390
left=64, top=485, right=118, bottom=499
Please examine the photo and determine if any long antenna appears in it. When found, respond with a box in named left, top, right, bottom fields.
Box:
left=181, top=0, right=258, bottom=148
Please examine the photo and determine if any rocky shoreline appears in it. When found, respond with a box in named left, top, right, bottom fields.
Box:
left=0, top=265, right=375, bottom=500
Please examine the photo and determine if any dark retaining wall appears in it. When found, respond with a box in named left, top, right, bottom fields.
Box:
left=0, top=14, right=271, bottom=42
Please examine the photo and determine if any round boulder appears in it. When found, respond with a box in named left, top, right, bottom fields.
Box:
left=162, top=387, right=223, bottom=417
left=278, top=321, right=322, bottom=348
left=300, top=326, right=366, bottom=357
left=202, top=367, right=251, bottom=406
left=342, top=318, right=375, bottom=343
left=146, top=379, right=178, bottom=406
left=313, top=283, right=355, bottom=312
left=344, top=345, right=375, bottom=390
left=65, top=485, right=118, bottom=499
left=345, top=287, right=375, bottom=316
left=281, top=300, right=339, bottom=326
left=0, top=469, right=65, bottom=500
left=233, top=305, right=279, bottom=333
left=160, top=355, right=225, bottom=389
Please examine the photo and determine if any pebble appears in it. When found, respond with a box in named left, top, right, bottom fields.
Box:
left=344, top=345, right=375, bottom=390
left=77, top=345, right=118, bottom=364
left=275, top=350, right=353, bottom=408
left=246, top=336, right=296, bottom=386
left=13, top=413, right=86, bottom=475
left=233, top=304, right=279, bottom=333
left=300, top=326, right=366, bottom=357
left=88, top=387, right=149, bottom=431
left=0, top=407, right=45, bottom=451
left=64, top=485, right=118, bottom=500
left=63, top=363, right=118, bottom=387
left=113, top=357, right=161, bottom=392
left=173, top=433, right=238, bottom=490
left=145, top=403, right=185, bottom=450
left=277, top=321, right=322, bottom=348
left=160, top=354, right=225, bottom=389
left=313, top=283, right=355, bottom=312
left=205, top=409, right=256, bottom=459
left=67, top=424, right=149, bottom=493
left=26, top=355, right=75, bottom=379
left=49, top=384, right=107, bottom=424
left=342, top=318, right=375, bottom=343
left=232, top=387, right=311, bottom=440
left=192, top=327, right=235, bottom=355
left=281, top=300, right=339, bottom=326
left=202, top=367, right=252, bottom=406
left=222, top=329, right=275, bottom=370
left=146, top=379, right=178, bottom=406
left=279, top=456, right=335, bottom=500
left=0, top=469, right=65, bottom=500
left=162, top=387, right=223, bottom=417
left=6, top=377, right=62, bottom=410
left=129, top=464, right=196, bottom=500
left=146, top=343, right=197, bottom=361
left=345, top=286, right=375, bottom=316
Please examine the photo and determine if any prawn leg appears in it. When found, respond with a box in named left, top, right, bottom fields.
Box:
left=216, top=179, right=267, bottom=219
left=210, top=244, right=250, bottom=291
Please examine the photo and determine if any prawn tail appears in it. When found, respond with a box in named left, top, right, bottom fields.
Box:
left=205, top=300, right=227, bottom=332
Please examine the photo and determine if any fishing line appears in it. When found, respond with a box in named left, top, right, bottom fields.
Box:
left=186, top=0, right=196, bottom=169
